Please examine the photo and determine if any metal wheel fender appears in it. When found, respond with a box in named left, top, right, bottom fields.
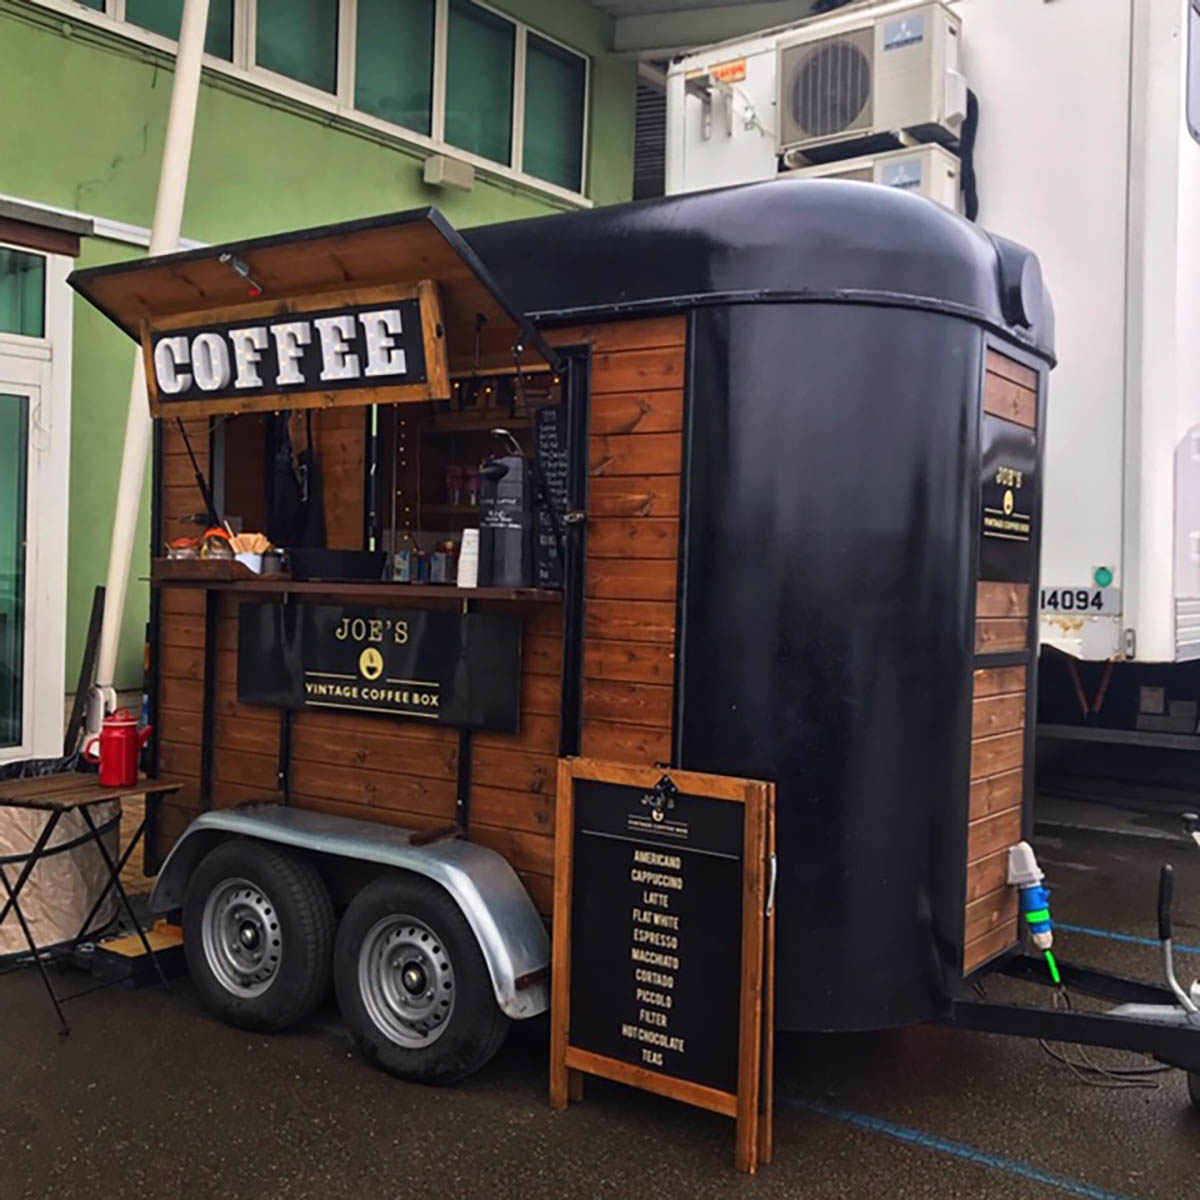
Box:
left=150, top=805, right=549, bottom=1019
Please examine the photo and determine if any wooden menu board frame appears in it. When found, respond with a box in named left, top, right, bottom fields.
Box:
left=551, top=758, right=775, bottom=1174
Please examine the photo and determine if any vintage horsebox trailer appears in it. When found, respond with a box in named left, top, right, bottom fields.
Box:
left=66, top=181, right=1200, bottom=1098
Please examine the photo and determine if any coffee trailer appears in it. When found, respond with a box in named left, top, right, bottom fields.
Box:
left=67, top=181, right=1200, bottom=1098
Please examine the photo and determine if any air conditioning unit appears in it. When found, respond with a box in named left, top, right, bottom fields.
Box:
left=777, top=1, right=966, bottom=164
left=780, top=144, right=962, bottom=212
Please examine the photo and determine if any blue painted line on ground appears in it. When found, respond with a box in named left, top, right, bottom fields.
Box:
left=782, top=1096, right=1134, bottom=1200
left=1057, top=922, right=1200, bottom=956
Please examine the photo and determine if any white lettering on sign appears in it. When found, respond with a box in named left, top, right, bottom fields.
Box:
left=359, top=309, right=408, bottom=377
left=191, top=331, right=232, bottom=392
left=149, top=298, right=428, bottom=404
left=314, top=314, right=361, bottom=382
left=271, top=321, right=312, bottom=386
left=154, top=335, right=192, bottom=394
left=230, top=326, right=268, bottom=389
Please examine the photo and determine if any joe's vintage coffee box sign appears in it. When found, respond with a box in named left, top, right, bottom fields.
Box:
left=237, top=602, right=522, bottom=733
left=979, top=413, right=1037, bottom=582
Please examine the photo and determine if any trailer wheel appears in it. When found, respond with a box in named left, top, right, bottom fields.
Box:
left=183, top=839, right=334, bottom=1033
left=334, top=873, right=509, bottom=1084
left=1189, top=1071, right=1200, bottom=1110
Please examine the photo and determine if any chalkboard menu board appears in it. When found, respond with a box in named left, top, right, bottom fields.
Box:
left=533, top=404, right=568, bottom=589
left=551, top=759, right=775, bottom=1174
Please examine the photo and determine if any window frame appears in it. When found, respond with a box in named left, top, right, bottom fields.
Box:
left=39, top=0, right=591, bottom=204
left=1189, top=0, right=1200, bottom=145
left=522, top=26, right=591, bottom=193
left=0, top=241, right=73, bottom=765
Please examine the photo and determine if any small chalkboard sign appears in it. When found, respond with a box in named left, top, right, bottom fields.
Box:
left=551, top=759, right=776, bottom=1174
left=979, top=414, right=1038, bottom=583
left=533, top=404, right=568, bottom=589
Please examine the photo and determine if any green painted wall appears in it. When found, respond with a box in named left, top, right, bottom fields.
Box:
left=0, top=1, right=635, bottom=693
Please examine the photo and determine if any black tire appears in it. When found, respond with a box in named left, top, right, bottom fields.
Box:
left=1189, top=1071, right=1200, bottom=1111
left=183, top=839, right=334, bottom=1033
left=334, top=873, right=509, bottom=1084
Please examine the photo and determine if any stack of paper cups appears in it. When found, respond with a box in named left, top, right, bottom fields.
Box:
left=457, top=528, right=480, bottom=588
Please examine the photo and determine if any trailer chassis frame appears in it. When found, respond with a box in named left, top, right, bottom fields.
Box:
left=946, top=953, right=1200, bottom=1072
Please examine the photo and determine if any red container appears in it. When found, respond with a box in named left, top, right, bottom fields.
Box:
left=83, top=709, right=152, bottom=788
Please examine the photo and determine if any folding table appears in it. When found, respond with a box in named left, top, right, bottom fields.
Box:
left=0, top=773, right=182, bottom=1035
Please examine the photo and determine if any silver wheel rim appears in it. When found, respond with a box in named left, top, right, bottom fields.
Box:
left=358, top=915, right=455, bottom=1048
left=201, top=877, right=282, bottom=998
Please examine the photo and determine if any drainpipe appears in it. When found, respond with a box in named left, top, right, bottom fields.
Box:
left=90, top=0, right=211, bottom=728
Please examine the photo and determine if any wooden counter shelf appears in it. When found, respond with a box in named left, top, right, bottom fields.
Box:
left=151, top=575, right=561, bottom=603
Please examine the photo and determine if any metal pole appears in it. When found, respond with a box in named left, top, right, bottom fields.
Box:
left=91, top=0, right=211, bottom=722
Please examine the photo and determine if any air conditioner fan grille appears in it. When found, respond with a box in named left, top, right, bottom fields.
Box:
left=791, top=35, right=872, bottom=139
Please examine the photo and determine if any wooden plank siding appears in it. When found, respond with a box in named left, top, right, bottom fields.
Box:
left=964, top=349, right=1039, bottom=973
left=962, top=658, right=1028, bottom=974
left=984, top=349, right=1038, bottom=429
left=553, top=317, right=686, bottom=777
left=161, top=417, right=210, bottom=545
left=975, top=581, right=1030, bottom=654
left=149, top=315, right=686, bottom=920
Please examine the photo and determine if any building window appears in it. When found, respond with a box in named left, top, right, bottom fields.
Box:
left=0, top=392, right=28, bottom=749
left=524, top=33, right=587, bottom=192
left=43, top=0, right=592, bottom=198
left=356, top=0, right=436, bottom=136
left=256, top=0, right=339, bottom=93
left=125, top=0, right=235, bottom=60
left=446, top=0, right=515, bottom=166
left=0, top=250, right=45, bottom=339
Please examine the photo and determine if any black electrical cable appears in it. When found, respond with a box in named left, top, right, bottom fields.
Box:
left=975, top=973, right=1171, bottom=1088
left=961, top=89, right=980, bottom=222
left=1037, top=989, right=1172, bottom=1089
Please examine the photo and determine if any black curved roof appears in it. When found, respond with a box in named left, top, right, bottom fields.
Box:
left=465, top=179, right=1055, bottom=362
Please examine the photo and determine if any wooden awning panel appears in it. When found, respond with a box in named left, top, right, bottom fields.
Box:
left=68, top=208, right=557, bottom=378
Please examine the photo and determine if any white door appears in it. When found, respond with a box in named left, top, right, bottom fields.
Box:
left=0, top=242, right=71, bottom=764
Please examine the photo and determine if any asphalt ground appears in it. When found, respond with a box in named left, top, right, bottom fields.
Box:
left=2, top=826, right=1199, bottom=1199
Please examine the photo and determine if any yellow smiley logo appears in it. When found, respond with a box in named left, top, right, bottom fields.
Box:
left=1003, top=488, right=1014, bottom=516
left=359, top=647, right=384, bottom=681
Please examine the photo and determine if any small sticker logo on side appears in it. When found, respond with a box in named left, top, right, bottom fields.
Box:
left=883, top=15, right=925, bottom=51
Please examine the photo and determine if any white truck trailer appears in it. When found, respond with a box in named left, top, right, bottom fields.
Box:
left=665, top=0, right=1200, bottom=754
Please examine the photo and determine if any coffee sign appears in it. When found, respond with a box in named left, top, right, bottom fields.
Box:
left=142, top=281, right=450, bottom=417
